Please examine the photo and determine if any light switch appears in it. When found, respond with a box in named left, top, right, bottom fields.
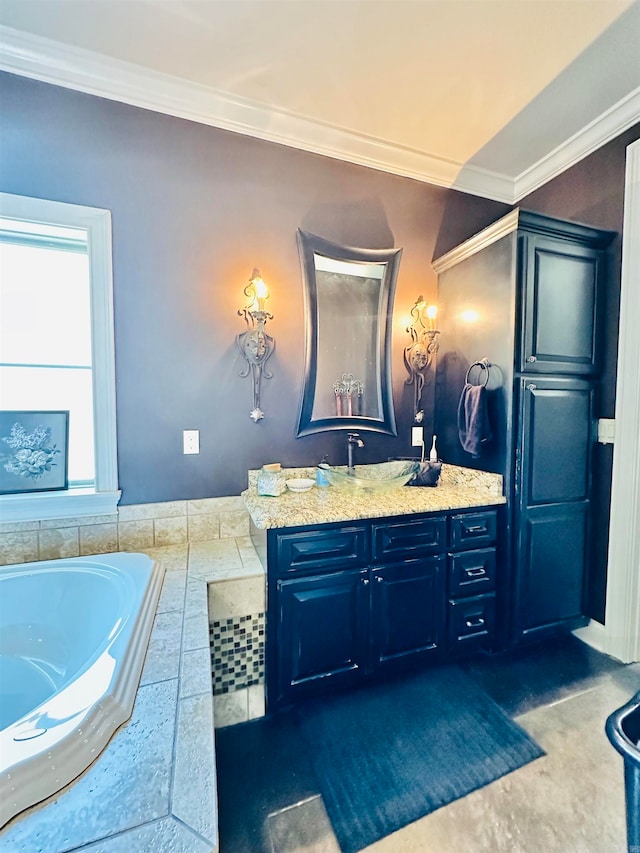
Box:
left=411, top=426, right=424, bottom=447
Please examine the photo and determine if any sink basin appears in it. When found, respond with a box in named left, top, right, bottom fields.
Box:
left=319, top=460, right=421, bottom=491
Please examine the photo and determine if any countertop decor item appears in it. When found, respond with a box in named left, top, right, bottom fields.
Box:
left=286, top=478, right=315, bottom=493
left=257, top=463, right=286, bottom=496
left=408, top=460, right=442, bottom=487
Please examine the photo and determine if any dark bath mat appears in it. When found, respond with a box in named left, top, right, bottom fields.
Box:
left=295, top=665, right=545, bottom=853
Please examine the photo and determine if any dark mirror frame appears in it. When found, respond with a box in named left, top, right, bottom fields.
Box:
left=296, top=229, right=401, bottom=437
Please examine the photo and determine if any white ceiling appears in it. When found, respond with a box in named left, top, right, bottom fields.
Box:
left=1, top=0, right=639, bottom=202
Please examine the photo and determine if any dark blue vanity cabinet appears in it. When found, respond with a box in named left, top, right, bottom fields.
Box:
left=434, top=210, right=615, bottom=645
left=266, top=507, right=500, bottom=709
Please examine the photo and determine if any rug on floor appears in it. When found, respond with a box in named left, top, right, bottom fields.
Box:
left=295, top=665, right=545, bottom=853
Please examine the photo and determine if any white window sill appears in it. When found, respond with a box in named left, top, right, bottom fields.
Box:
left=0, top=488, right=121, bottom=523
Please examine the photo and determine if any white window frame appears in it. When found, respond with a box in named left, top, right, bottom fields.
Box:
left=0, top=192, right=120, bottom=521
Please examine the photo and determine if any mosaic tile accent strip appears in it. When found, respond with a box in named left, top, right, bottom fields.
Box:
left=210, top=613, right=265, bottom=695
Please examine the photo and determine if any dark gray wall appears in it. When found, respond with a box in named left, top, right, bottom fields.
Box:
left=0, top=72, right=509, bottom=503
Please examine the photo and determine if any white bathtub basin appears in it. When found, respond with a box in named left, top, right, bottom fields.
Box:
left=0, top=552, right=163, bottom=827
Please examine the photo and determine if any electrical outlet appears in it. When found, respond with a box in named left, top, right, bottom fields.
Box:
left=597, top=418, right=615, bottom=445
left=183, top=429, right=200, bottom=454
left=411, top=426, right=424, bottom=447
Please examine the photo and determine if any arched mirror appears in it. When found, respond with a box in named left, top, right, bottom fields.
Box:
left=296, top=229, right=401, bottom=437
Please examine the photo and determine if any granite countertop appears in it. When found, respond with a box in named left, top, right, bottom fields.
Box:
left=242, top=463, right=505, bottom=530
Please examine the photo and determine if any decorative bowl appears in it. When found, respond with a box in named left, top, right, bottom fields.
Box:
left=318, top=460, right=420, bottom=492
left=286, top=478, right=315, bottom=493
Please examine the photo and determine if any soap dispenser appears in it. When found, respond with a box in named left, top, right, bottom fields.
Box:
left=317, top=454, right=331, bottom=487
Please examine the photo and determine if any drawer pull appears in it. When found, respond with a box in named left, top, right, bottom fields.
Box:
left=464, top=525, right=487, bottom=535
left=466, top=567, right=486, bottom=577
left=465, top=617, right=485, bottom=629
left=362, top=578, right=370, bottom=586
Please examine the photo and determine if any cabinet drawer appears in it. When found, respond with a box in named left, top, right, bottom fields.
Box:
left=449, top=548, right=496, bottom=597
left=372, top=516, right=447, bottom=562
left=450, top=511, right=497, bottom=550
left=448, top=593, right=496, bottom=652
left=276, top=525, right=368, bottom=576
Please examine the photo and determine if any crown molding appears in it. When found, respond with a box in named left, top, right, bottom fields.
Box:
left=450, top=164, right=516, bottom=204
left=1, top=25, right=638, bottom=206
left=0, top=26, right=479, bottom=193
left=513, top=87, right=640, bottom=202
left=432, top=209, right=520, bottom=273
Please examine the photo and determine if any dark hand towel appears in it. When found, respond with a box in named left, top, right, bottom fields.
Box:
left=457, top=382, right=492, bottom=458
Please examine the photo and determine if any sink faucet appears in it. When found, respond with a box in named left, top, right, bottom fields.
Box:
left=347, top=432, right=364, bottom=473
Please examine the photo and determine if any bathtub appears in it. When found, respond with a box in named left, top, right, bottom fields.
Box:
left=0, top=552, right=163, bottom=828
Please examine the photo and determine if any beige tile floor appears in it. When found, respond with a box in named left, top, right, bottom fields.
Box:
left=258, top=664, right=639, bottom=853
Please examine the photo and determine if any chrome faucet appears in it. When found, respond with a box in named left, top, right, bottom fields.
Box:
left=347, top=432, right=364, bottom=473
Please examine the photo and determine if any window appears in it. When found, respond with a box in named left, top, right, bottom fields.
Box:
left=0, top=193, right=119, bottom=521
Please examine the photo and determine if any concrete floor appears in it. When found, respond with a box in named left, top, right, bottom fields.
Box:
left=216, top=637, right=640, bottom=853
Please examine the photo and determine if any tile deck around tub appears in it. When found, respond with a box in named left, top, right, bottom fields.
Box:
left=0, top=538, right=265, bottom=853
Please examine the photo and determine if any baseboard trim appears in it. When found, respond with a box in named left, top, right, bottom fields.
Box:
left=573, top=619, right=606, bottom=655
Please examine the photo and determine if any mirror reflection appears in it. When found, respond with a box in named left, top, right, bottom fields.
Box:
left=296, top=230, right=401, bottom=437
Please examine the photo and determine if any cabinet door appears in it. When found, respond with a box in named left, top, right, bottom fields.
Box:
left=276, top=570, right=368, bottom=704
left=370, top=556, right=445, bottom=672
left=514, top=378, right=594, bottom=640
left=519, top=234, right=603, bottom=375
left=517, top=377, right=594, bottom=507
left=517, top=505, right=588, bottom=639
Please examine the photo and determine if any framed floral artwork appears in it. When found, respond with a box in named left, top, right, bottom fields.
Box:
left=0, top=410, right=69, bottom=495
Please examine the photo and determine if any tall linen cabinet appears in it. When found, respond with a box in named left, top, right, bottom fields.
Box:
left=433, top=209, right=615, bottom=645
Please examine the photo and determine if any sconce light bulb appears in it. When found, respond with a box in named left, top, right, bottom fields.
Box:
left=426, top=304, right=437, bottom=330
left=254, top=276, right=268, bottom=300
left=249, top=268, right=269, bottom=311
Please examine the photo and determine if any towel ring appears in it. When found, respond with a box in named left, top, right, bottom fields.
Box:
left=465, top=359, right=490, bottom=388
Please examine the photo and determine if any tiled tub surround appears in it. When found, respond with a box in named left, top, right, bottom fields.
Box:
left=0, top=536, right=266, bottom=853
left=0, top=495, right=251, bottom=566
left=243, top=463, right=505, bottom=529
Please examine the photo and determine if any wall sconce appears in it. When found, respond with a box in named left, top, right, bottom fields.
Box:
left=404, top=295, right=440, bottom=423
left=236, top=268, right=275, bottom=422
